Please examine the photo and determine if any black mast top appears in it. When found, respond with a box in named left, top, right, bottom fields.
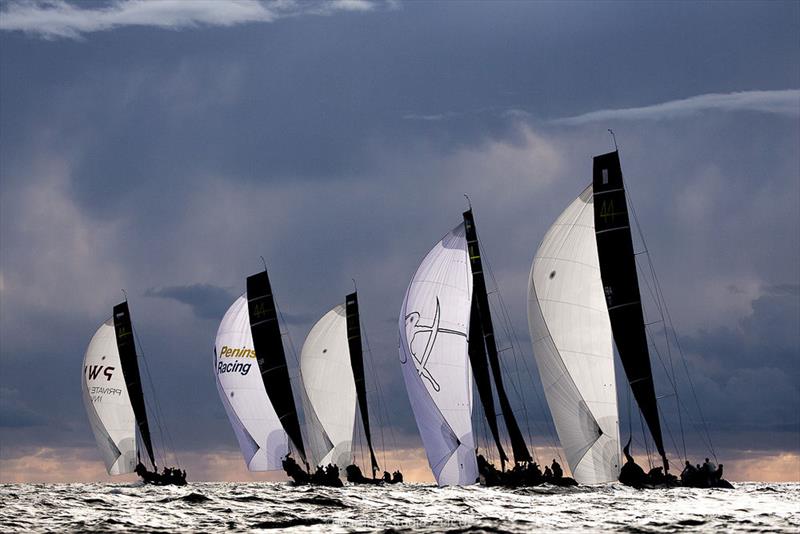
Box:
left=592, top=150, right=668, bottom=472
left=246, top=270, right=308, bottom=465
left=463, top=209, right=533, bottom=465
left=112, top=301, right=157, bottom=469
left=345, top=291, right=380, bottom=478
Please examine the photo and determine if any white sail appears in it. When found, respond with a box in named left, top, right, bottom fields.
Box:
left=214, top=295, right=288, bottom=471
left=299, top=304, right=357, bottom=467
left=527, top=185, right=621, bottom=484
left=81, top=319, right=137, bottom=475
left=399, top=223, right=478, bottom=486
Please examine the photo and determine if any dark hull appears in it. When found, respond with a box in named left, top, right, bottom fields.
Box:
left=139, top=472, right=187, bottom=486
left=620, top=478, right=734, bottom=490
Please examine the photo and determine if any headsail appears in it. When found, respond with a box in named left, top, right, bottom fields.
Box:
left=214, top=295, right=289, bottom=471
left=463, top=209, right=532, bottom=465
left=299, top=303, right=357, bottom=467
left=527, top=185, right=621, bottom=483
left=593, top=151, right=667, bottom=469
left=399, top=224, right=478, bottom=486
left=112, top=301, right=156, bottom=468
left=246, top=270, right=309, bottom=464
left=346, top=292, right=380, bottom=476
left=82, top=319, right=137, bottom=475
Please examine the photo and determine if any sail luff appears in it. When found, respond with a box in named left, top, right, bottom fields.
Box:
left=462, top=209, right=532, bottom=464
left=345, top=291, right=380, bottom=476
left=112, top=301, right=156, bottom=468
left=246, top=270, right=308, bottom=464
left=593, top=150, right=667, bottom=469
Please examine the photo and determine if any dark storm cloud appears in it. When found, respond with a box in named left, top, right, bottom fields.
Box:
left=0, top=0, right=798, bottom=478
left=146, top=284, right=236, bottom=321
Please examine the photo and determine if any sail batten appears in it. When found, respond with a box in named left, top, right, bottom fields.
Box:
left=528, top=185, right=621, bottom=484
left=592, top=151, right=667, bottom=467
left=346, top=292, right=380, bottom=475
left=112, top=301, right=156, bottom=469
left=246, top=271, right=308, bottom=463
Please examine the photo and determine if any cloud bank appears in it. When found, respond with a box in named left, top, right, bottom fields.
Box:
left=0, top=0, right=381, bottom=39
left=554, top=90, right=800, bottom=124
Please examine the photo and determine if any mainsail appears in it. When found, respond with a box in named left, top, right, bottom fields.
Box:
left=214, top=295, right=288, bottom=471
left=82, top=318, right=137, bottom=475
left=399, top=224, right=478, bottom=486
left=593, top=150, right=667, bottom=469
left=527, top=185, right=621, bottom=483
left=463, top=209, right=532, bottom=465
left=345, top=291, right=380, bottom=476
left=246, top=270, right=309, bottom=464
left=112, top=301, right=156, bottom=468
left=299, top=303, right=357, bottom=467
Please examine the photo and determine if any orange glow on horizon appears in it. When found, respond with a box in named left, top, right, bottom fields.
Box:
left=1, top=446, right=798, bottom=484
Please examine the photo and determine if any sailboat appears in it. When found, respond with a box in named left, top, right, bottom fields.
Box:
left=215, top=268, right=341, bottom=486
left=82, top=300, right=186, bottom=485
left=299, top=290, right=403, bottom=484
left=527, top=148, right=730, bottom=489
left=399, top=206, right=574, bottom=487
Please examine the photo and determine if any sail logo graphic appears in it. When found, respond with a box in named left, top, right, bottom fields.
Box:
left=217, top=360, right=252, bottom=376
left=402, top=297, right=466, bottom=392
left=216, top=346, right=253, bottom=376
left=219, top=346, right=256, bottom=359
left=84, top=364, right=115, bottom=381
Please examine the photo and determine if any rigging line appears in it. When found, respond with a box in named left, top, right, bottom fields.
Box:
left=625, top=183, right=715, bottom=461
left=633, top=230, right=688, bottom=460
left=130, top=322, right=179, bottom=469
left=642, top=322, right=702, bottom=460
left=639, top=408, right=653, bottom=470
left=482, top=251, right=534, bottom=442
left=130, top=324, right=168, bottom=468
left=656, top=395, right=684, bottom=466
left=360, top=317, right=391, bottom=471
left=476, top=232, right=561, bottom=463
left=626, top=376, right=633, bottom=439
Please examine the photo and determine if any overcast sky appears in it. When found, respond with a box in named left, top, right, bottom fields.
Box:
left=1, top=0, right=798, bottom=483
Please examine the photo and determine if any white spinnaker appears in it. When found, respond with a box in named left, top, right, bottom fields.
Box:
left=527, top=185, right=621, bottom=484
left=215, top=295, right=288, bottom=471
left=399, top=223, right=478, bottom=486
left=82, top=319, right=137, bottom=475
left=299, top=304, right=356, bottom=467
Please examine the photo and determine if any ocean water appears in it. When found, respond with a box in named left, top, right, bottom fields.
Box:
left=1, top=481, right=798, bottom=532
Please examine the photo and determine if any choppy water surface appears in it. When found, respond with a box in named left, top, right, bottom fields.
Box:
left=1, top=482, right=798, bottom=532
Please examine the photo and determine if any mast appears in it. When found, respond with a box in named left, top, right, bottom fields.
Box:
left=462, top=209, right=533, bottom=465
left=112, top=301, right=156, bottom=469
left=345, top=291, right=380, bottom=478
left=592, top=150, right=668, bottom=472
left=246, top=270, right=308, bottom=465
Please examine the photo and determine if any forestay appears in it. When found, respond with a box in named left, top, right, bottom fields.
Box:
left=527, top=185, right=621, bottom=484
left=215, top=295, right=288, bottom=471
left=299, top=305, right=356, bottom=467
left=82, top=319, right=137, bottom=475
left=399, top=223, right=478, bottom=486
